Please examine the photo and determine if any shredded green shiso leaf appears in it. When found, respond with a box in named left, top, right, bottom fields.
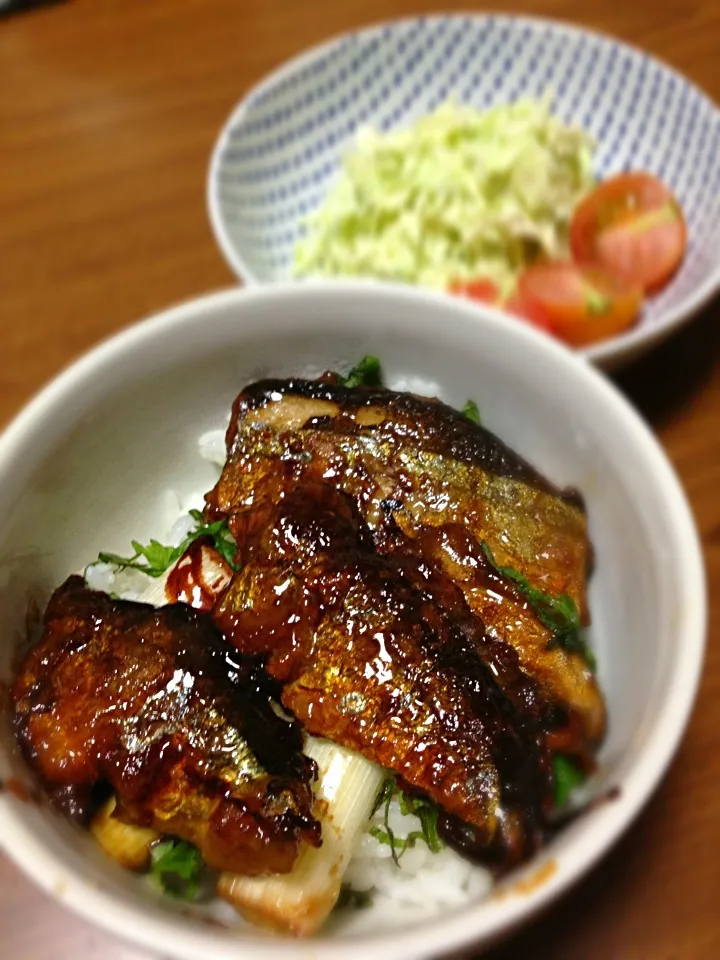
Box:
left=369, top=777, right=445, bottom=867
left=294, top=98, right=595, bottom=295
left=90, top=509, right=238, bottom=579
left=480, top=542, right=596, bottom=669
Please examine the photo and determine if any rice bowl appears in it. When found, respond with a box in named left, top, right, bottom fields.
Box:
left=0, top=283, right=705, bottom=959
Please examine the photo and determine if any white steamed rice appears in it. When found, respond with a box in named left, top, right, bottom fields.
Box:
left=337, top=798, right=493, bottom=932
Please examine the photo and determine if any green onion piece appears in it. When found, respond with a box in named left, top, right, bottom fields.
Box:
left=552, top=754, right=587, bottom=808
left=341, top=355, right=383, bottom=388
left=461, top=399, right=481, bottom=424
left=148, top=839, right=203, bottom=900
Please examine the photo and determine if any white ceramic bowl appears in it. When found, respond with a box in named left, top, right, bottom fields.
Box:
left=0, top=283, right=706, bottom=959
left=208, top=14, right=720, bottom=368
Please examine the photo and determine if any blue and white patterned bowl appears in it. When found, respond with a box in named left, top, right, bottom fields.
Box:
left=208, top=15, right=720, bottom=367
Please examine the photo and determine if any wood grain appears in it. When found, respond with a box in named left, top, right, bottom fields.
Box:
left=1, top=1, right=718, bottom=957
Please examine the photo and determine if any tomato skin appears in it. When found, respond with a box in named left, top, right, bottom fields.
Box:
left=451, top=278, right=557, bottom=334
left=517, top=261, right=643, bottom=347
left=450, top=278, right=501, bottom=305
left=570, top=172, right=687, bottom=293
left=594, top=201, right=687, bottom=293
left=504, top=294, right=554, bottom=333
left=571, top=172, right=673, bottom=260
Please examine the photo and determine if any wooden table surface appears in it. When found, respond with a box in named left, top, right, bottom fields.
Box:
left=1, top=1, right=719, bottom=957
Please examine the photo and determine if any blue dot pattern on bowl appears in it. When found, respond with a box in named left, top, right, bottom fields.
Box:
left=213, top=16, right=720, bottom=328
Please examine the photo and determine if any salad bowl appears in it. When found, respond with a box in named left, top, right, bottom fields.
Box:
left=208, top=14, right=720, bottom=367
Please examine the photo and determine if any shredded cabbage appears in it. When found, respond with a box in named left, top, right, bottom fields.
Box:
left=293, top=99, right=595, bottom=295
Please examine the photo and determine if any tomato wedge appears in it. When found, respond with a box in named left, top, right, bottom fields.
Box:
left=504, top=293, right=554, bottom=333
left=570, top=172, right=687, bottom=293
left=450, top=278, right=501, bottom=305
left=451, top=278, right=556, bottom=334
left=517, top=261, right=643, bottom=347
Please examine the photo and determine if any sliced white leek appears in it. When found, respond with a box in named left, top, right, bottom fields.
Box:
left=218, top=738, right=384, bottom=936
left=91, top=796, right=160, bottom=871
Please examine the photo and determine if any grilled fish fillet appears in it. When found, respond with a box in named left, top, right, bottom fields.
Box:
left=212, top=473, right=552, bottom=869
left=12, top=576, right=320, bottom=876
left=206, top=377, right=605, bottom=756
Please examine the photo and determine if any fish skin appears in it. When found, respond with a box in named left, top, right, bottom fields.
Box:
left=12, top=576, right=320, bottom=876
left=215, top=378, right=589, bottom=610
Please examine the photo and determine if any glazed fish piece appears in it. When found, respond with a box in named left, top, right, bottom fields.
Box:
left=386, top=516, right=604, bottom=755
left=12, top=576, right=320, bottom=876
left=206, top=377, right=605, bottom=754
left=212, top=473, right=552, bottom=870
left=214, top=377, right=588, bottom=606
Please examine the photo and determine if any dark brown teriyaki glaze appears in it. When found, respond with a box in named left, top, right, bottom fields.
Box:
left=383, top=522, right=562, bottom=731
left=212, top=475, right=553, bottom=870
left=11, top=577, right=319, bottom=876
left=387, top=518, right=605, bottom=758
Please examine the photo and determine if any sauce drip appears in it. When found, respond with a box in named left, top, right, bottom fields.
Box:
left=165, top=538, right=232, bottom=611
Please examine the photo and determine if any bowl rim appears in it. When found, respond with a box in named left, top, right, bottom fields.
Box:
left=207, top=12, right=720, bottom=369
left=0, top=282, right=707, bottom=959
